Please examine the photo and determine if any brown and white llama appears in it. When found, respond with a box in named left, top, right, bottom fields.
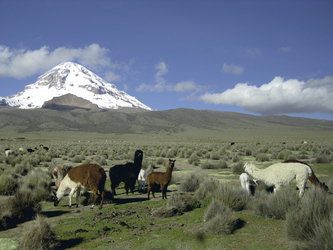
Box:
left=52, top=164, right=73, bottom=189
left=53, top=164, right=106, bottom=209
left=282, top=160, right=329, bottom=192
left=147, top=159, right=176, bottom=199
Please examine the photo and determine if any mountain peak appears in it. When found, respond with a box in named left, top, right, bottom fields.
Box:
left=1, top=62, right=152, bottom=110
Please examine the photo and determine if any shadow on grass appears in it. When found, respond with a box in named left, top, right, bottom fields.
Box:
left=41, top=210, right=70, bottom=218
left=58, top=237, right=84, bottom=249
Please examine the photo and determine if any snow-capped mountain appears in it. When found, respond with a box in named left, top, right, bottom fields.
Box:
left=1, top=62, right=152, bottom=110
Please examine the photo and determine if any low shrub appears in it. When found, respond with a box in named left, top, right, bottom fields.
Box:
left=178, top=173, right=202, bottom=192
left=256, top=153, right=269, bottom=162
left=217, top=184, right=249, bottom=211
left=20, top=214, right=59, bottom=250
left=231, top=161, right=243, bottom=175
left=194, top=178, right=220, bottom=201
left=0, top=173, right=19, bottom=195
left=253, top=186, right=299, bottom=219
left=167, top=192, right=193, bottom=212
left=188, top=153, right=200, bottom=166
left=285, top=188, right=332, bottom=242
left=204, top=199, right=238, bottom=235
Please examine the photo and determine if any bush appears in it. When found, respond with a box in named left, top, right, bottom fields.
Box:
left=255, top=153, right=269, bottom=162
left=194, top=178, right=220, bottom=201
left=167, top=192, right=193, bottom=212
left=253, top=187, right=299, bottom=219
left=217, top=184, right=249, bottom=211
left=204, top=199, right=237, bottom=235
left=200, top=160, right=215, bottom=169
left=285, top=188, right=332, bottom=242
left=0, top=173, right=19, bottom=195
left=178, top=173, right=201, bottom=192
left=188, top=153, right=200, bottom=166
left=20, top=214, right=59, bottom=250
left=231, top=161, right=243, bottom=175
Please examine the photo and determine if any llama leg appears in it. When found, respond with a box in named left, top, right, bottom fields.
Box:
left=161, top=185, right=166, bottom=199
left=245, top=183, right=250, bottom=195
left=76, top=187, right=81, bottom=208
left=274, top=185, right=280, bottom=194
left=69, top=188, right=77, bottom=208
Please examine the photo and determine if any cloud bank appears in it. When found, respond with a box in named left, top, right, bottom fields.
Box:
left=199, top=76, right=333, bottom=114
left=137, top=60, right=203, bottom=93
left=0, top=44, right=117, bottom=79
left=222, top=63, right=244, bottom=75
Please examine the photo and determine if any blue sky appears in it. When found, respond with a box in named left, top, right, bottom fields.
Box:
left=1, top=0, right=333, bottom=120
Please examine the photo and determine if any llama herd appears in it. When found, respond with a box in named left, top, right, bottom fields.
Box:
left=51, top=149, right=329, bottom=209
left=52, top=150, right=176, bottom=209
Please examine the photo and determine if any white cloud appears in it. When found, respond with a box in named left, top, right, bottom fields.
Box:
left=0, top=44, right=112, bottom=78
left=104, top=70, right=121, bottom=82
left=199, top=76, right=333, bottom=114
left=246, top=47, right=262, bottom=58
left=173, top=81, right=198, bottom=92
left=222, top=63, right=244, bottom=75
left=279, top=47, right=292, bottom=53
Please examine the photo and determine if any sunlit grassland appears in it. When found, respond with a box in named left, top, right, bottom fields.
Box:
left=0, top=128, right=332, bottom=249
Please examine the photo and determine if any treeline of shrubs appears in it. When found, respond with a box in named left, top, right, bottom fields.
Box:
left=162, top=174, right=333, bottom=249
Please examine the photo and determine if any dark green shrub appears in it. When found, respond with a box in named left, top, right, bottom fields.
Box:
left=20, top=214, right=59, bottom=250
left=215, top=160, right=228, bottom=169
left=194, top=178, right=220, bottom=201
left=200, top=160, right=215, bottom=169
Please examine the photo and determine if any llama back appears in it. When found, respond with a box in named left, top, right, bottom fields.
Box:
left=68, top=164, right=106, bottom=188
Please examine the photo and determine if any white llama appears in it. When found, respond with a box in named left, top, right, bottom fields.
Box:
left=239, top=173, right=258, bottom=195
left=138, top=169, right=147, bottom=192
left=244, top=161, right=312, bottom=197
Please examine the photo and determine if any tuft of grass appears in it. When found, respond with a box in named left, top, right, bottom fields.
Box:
left=20, top=214, right=59, bottom=250
left=178, top=173, right=202, bottom=192
left=204, top=199, right=238, bottom=235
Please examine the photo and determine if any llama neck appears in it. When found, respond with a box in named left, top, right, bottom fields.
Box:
left=246, top=164, right=263, bottom=180
left=56, top=175, right=70, bottom=200
left=165, top=164, right=174, bottom=180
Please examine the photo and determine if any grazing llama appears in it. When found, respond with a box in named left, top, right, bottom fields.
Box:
left=138, top=169, right=147, bottom=192
left=282, top=160, right=329, bottom=191
left=53, top=164, right=106, bottom=209
left=147, top=159, right=176, bottom=199
left=52, top=164, right=73, bottom=189
left=109, top=150, right=143, bottom=195
left=239, top=173, right=258, bottom=195
left=244, top=161, right=312, bottom=197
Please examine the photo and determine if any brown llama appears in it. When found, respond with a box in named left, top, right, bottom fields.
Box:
left=53, top=164, right=107, bottom=209
left=147, top=159, right=176, bottom=199
left=282, top=160, right=329, bottom=191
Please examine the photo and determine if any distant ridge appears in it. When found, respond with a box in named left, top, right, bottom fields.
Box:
left=0, top=108, right=332, bottom=134
left=0, top=62, right=152, bottom=111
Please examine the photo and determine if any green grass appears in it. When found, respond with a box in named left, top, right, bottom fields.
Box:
left=0, top=130, right=332, bottom=249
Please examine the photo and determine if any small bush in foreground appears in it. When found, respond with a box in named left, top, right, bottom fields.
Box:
left=285, top=188, right=332, bottom=242
left=252, top=187, right=299, bottom=219
left=20, top=214, right=59, bottom=250
left=204, top=199, right=237, bottom=235
left=167, top=192, right=194, bottom=211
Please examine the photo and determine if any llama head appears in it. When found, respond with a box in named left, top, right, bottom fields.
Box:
left=134, top=150, right=143, bottom=164
left=53, top=191, right=60, bottom=206
left=169, top=159, right=176, bottom=168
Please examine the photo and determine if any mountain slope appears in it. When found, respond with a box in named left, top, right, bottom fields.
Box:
left=0, top=107, right=332, bottom=134
left=0, top=62, right=152, bottom=110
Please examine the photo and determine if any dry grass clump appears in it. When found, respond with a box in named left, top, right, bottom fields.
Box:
left=204, top=199, right=238, bottom=235
left=178, top=173, right=202, bottom=192
left=20, top=214, right=59, bottom=250
left=285, top=188, right=332, bottom=244
left=251, top=186, right=299, bottom=219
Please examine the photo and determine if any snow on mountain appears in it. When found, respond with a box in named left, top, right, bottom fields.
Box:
left=1, top=62, right=152, bottom=110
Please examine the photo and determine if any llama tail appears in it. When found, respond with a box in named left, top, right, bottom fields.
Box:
left=282, top=160, right=329, bottom=192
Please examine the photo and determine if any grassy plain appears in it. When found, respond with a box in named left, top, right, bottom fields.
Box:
left=0, top=127, right=332, bottom=249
